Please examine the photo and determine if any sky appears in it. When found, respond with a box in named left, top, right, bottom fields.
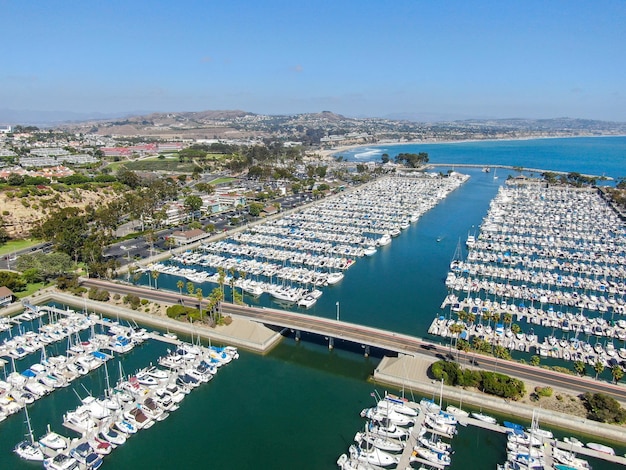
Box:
left=1, top=0, right=625, bottom=122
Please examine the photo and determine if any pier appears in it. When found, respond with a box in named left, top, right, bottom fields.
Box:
left=425, top=162, right=611, bottom=180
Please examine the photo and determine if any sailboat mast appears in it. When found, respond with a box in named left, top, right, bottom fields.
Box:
left=25, top=406, right=35, bottom=444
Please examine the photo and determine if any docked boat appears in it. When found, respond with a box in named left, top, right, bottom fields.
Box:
left=14, top=406, right=44, bottom=461
left=14, top=439, right=45, bottom=462
left=586, top=442, right=615, bottom=455
left=348, top=442, right=399, bottom=467
left=114, top=418, right=138, bottom=435
left=361, top=407, right=414, bottom=427
left=363, top=246, right=377, bottom=256
left=367, top=419, right=412, bottom=440
left=337, top=453, right=385, bottom=470
left=43, top=453, right=79, bottom=470
left=99, top=426, right=127, bottom=447
left=418, top=434, right=453, bottom=455
left=70, top=442, right=103, bottom=470
left=377, top=394, right=418, bottom=416
left=297, top=294, right=318, bottom=308
left=354, top=431, right=404, bottom=453
left=552, top=448, right=591, bottom=469
left=86, top=436, right=113, bottom=455
left=39, top=427, right=68, bottom=451
left=414, top=446, right=452, bottom=466
left=445, top=405, right=469, bottom=417
left=471, top=411, right=497, bottom=424
left=125, top=406, right=154, bottom=429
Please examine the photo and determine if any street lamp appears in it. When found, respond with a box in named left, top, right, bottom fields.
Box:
left=336, top=301, right=340, bottom=321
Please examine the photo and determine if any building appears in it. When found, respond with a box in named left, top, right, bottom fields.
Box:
left=200, top=195, right=221, bottom=214
left=216, top=193, right=247, bottom=209
left=0, top=286, right=13, bottom=307
left=0, top=125, right=11, bottom=134
left=169, top=228, right=207, bottom=246
left=161, top=202, right=186, bottom=226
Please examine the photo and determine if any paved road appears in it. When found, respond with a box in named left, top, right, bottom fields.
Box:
left=81, top=278, right=626, bottom=402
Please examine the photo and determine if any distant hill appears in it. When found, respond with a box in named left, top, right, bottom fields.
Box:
left=3, top=108, right=625, bottom=142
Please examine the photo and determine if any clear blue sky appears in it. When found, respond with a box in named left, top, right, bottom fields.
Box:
left=1, top=0, right=624, bottom=121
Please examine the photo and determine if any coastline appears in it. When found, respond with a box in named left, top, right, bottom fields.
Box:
left=317, top=133, right=626, bottom=159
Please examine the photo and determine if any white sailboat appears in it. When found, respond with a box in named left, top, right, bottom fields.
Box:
left=14, top=406, right=44, bottom=461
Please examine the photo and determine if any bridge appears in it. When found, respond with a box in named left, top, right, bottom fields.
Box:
left=80, top=278, right=626, bottom=402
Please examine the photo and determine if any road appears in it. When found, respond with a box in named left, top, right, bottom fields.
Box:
left=81, top=278, right=626, bottom=402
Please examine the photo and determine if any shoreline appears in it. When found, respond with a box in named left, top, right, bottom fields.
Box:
left=317, top=133, right=626, bottom=159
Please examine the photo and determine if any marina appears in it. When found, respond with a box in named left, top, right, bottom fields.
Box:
left=139, top=173, right=469, bottom=308
left=337, top=392, right=626, bottom=469
left=0, top=302, right=239, bottom=469
left=2, top=138, right=626, bottom=469
left=429, top=181, right=626, bottom=369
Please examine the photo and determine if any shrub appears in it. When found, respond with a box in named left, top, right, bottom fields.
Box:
left=88, top=287, right=110, bottom=302
left=535, top=386, right=553, bottom=398
left=429, top=360, right=524, bottom=400
left=583, top=392, right=626, bottom=424
left=140, top=298, right=149, bottom=306
left=123, top=294, right=141, bottom=309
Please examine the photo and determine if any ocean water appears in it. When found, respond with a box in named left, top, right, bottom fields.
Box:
left=341, top=136, right=626, bottom=180
left=2, top=138, right=626, bottom=469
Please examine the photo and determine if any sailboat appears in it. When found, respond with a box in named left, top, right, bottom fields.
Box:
left=14, top=406, right=45, bottom=461
left=493, top=168, right=498, bottom=180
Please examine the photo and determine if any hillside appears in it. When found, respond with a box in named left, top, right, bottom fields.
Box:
left=1, top=187, right=120, bottom=237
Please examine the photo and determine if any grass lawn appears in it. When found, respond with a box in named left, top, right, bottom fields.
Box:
left=208, top=177, right=237, bottom=185
left=15, top=282, right=50, bottom=299
left=0, top=239, right=42, bottom=256
left=122, top=160, right=197, bottom=172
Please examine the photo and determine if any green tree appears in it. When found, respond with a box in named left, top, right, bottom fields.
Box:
left=574, top=360, right=586, bottom=376
left=583, top=392, right=626, bottom=423
left=195, top=288, right=204, bottom=320
left=594, top=360, right=605, bottom=379
left=530, top=355, right=540, bottom=367
left=248, top=202, right=265, bottom=217
left=184, top=195, right=203, bottom=221
left=151, top=269, right=160, bottom=289
left=611, top=365, right=624, bottom=384
left=186, top=281, right=195, bottom=296
left=176, top=280, right=184, bottom=294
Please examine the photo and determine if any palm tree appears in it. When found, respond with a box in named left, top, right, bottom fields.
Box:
left=177, top=280, right=184, bottom=295
left=503, top=313, right=512, bottom=327
left=573, top=360, right=586, bottom=376
left=186, top=281, right=195, bottom=297
left=594, top=360, right=605, bottom=380
left=127, top=264, right=136, bottom=284
left=238, top=270, right=247, bottom=300
left=217, top=267, right=225, bottom=298
left=151, top=270, right=160, bottom=290
left=229, top=267, right=236, bottom=303
left=195, top=288, right=203, bottom=321
left=449, top=323, right=465, bottom=359
left=611, top=365, right=624, bottom=384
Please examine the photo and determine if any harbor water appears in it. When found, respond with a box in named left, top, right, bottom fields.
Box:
left=2, top=137, right=626, bottom=469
